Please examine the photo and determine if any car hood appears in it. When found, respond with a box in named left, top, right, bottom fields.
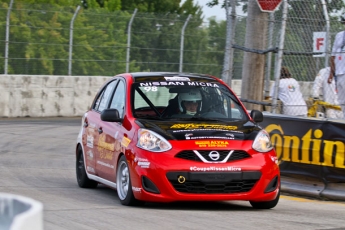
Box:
left=135, top=119, right=261, bottom=141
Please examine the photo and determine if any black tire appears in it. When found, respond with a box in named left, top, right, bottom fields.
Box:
left=249, top=189, right=280, bottom=209
left=76, top=146, right=98, bottom=188
left=116, top=155, right=144, bottom=206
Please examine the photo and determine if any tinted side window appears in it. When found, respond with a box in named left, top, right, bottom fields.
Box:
left=110, top=81, right=125, bottom=118
left=93, top=81, right=117, bottom=112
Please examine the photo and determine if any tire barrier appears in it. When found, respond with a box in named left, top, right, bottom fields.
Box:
left=0, top=193, right=43, bottom=230
left=261, top=113, right=345, bottom=201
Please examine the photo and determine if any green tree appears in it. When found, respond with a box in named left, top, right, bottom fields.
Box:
left=120, top=0, right=181, bottom=13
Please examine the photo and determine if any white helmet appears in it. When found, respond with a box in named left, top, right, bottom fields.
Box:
left=178, top=89, right=202, bottom=114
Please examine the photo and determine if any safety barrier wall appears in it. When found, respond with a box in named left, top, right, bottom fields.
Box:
left=0, top=193, right=43, bottom=230
left=0, top=75, right=109, bottom=118
left=0, top=75, right=313, bottom=118
left=261, top=113, right=345, bottom=201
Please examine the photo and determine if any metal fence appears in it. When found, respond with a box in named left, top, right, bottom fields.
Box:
left=0, top=1, right=226, bottom=76
left=0, top=0, right=344, bottom=117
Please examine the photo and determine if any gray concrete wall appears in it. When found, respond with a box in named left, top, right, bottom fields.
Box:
left=0, top=75, right=110, bottom=118
left=0, top=75, right=313, bottom=118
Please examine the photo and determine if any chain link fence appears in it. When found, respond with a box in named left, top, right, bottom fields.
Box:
left=0, top=0, right=344, bottom=117
left=231, top=0, right=344, bottom=118
left=0, top=1, right=226, bottom=76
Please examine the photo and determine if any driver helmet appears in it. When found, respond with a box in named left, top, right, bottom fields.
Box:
left=178, top=89, right=202, bottom=115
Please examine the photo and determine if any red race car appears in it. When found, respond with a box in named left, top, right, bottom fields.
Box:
left=76, top=72, right=280, bottom=209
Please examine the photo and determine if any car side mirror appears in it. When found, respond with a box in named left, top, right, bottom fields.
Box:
left=101, top=109, right=123, bottom=122
left=250, top=110, right=263, bottom=123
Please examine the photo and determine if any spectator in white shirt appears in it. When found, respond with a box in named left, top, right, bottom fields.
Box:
left=313, top=67, right=343, bottom=119
left=327, top=13, right=345, bottom=118
left=269, top=66, right=308, bottom=116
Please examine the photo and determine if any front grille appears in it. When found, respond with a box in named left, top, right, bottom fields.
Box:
left=175, top=150, right=250, bottom=162
left=167, top=171, right=261, bottom=194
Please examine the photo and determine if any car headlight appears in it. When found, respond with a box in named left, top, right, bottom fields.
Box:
left=252, top=129, right=273, bottom=152
left=137, top=129, right=172, bottom=152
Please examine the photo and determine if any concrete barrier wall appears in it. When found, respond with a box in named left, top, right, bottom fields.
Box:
left=0, top=193, right=43, bottom=230
left=0, top=75, right=314, bottom=118
left=0, top=75, right=110, bottom=118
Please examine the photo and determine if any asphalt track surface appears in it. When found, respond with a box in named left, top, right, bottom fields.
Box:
left=1, top=117, right=345, bottom=230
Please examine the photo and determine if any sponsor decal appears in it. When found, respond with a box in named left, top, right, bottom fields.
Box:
left=185, top=133, right=193, bottom=139
left=86, top=166, right=95, bottom=173
left=132, top=186, right=142, bottom=192
left=139, top=81, right=219, bottom=88
left=138, top=161, right=150, bottom=168
left=134, top=157, right=149, bottom=162
left=195, top=140, right=229, bottom=148
left=87, top=150, right=93, bottom=159
left=121, top=136, right=131, bottom=147
left=190, top=166, right=242, bottom=172
left=271, top=156, right=279, bottom=165
left=98, top=135, right=115, bottom=151
left=97, top=160, right=114, bottom=169
left=98, top=135, right=114, bottom=160
left=226, top=133, right=235, bottom=138
left=187, top=136, right=235, bottom=140
left=265, top=124, right=345, bottom=168
left=171, top=124, right=237, bottom=131
left=87, top=135, right=94, bottom=148
left=164, top=76, right=190, bottom=81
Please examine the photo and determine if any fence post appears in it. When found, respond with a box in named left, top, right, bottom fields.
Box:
left=68, top=5, right=81, bottom=76
left=179, top=14, right=192, bottom=73
left=126, top=8, right=137, bottom=73
left=4, top=0, right=14, bottom=75
left=222, top=0, right=237, bottom=86
left=321, top=0, right=330, bottom=68
left=264, top=12, right=275, bottom=98
left=271, top=0, right=288, bottom=114
left=222, top=0, right=231, bottom=84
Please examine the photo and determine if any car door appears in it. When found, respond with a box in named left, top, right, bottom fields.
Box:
left=81, top=81, right=115, bottom=176
left=96, top=79, right=126, bottom=182
left=83, top=79, right=117, bottom=178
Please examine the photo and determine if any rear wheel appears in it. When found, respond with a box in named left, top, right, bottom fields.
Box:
left=249, top=189, right=280, bottom=209
left=76, top=146, right=98, bottom=188
left=116, top=155, right=143, bottom=206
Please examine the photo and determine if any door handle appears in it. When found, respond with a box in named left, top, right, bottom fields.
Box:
left=98, top=127, right=103, bottom=134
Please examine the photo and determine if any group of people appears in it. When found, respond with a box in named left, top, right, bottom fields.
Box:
left=269, top=13, right=345, bottom=119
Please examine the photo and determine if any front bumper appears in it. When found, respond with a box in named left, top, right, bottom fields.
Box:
left=128, top=143, right=280, bottom=203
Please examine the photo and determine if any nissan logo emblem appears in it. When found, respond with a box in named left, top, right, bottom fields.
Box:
left=209, top=151, right=220, bottom=161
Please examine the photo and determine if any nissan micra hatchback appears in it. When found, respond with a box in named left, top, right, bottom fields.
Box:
left=76, top=72, right=280, bottom=209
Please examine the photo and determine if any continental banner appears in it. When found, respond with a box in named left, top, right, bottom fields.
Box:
left=260, top=114, right=345, bottom=183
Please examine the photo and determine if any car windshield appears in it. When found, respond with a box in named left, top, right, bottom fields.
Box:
left=131, top=79, right=248, bottom=121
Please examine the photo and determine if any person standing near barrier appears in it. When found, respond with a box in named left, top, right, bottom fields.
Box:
left=313, top=67, right=343, bottom=119
left=269, top=66, right=308, bottom=116
left=328, top=14, right=345, bottom=119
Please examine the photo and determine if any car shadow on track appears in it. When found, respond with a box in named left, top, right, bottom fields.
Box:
left=98, top=185, right=259, bottom=211
left=142, top=201, right=256, bottom=211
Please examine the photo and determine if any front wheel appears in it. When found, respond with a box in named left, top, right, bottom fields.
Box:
left=76, top=146, right=98, bottom=188
left=249, top=189, right=280, bottom=209
left=116, top=155, right=143, bottom=206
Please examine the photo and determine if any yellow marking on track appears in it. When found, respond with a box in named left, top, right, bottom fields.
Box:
left=281, top=195, right=345, bottom=206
